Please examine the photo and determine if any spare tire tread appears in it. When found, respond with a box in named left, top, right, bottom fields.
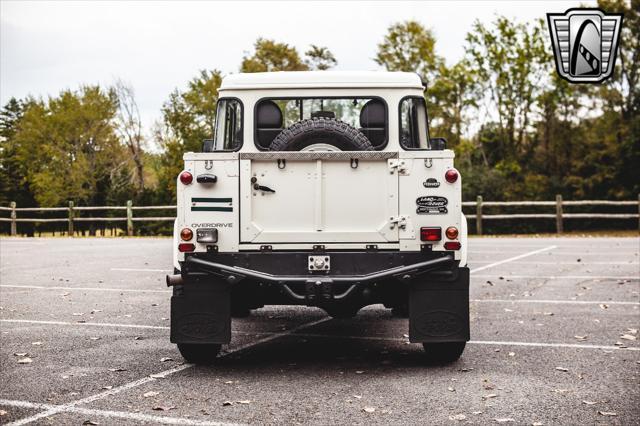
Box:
left=269, top=118, right=374, bottom=151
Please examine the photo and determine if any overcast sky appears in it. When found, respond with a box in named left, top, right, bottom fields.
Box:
left=1, top=0, right=594, bottom=129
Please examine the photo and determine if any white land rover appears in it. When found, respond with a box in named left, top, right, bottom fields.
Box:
left=166, top=71, right=469, bottom=364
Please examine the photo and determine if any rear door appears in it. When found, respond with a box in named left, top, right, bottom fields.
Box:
left=239, top=152, right=399, bottom=244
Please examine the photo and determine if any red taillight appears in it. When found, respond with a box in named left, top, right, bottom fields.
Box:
left=178, top=243, right=195, bottom=252
left=180, top=228, right=193, bottom=241
left=444, top=241, right=461, bottom=250
left=445, top=169, right=459, bottom=183
left=445, top=226, right=459, bottom=239
left=420, top=227, right=442, bottom=242
left=179, top=171, right=193, bottom=185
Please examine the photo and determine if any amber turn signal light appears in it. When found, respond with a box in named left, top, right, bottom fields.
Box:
left=445, top=226, right=459, bottom=239
left=180, top=228, right=193, bottom=241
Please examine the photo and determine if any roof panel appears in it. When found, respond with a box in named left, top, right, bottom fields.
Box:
left=219, top=71, right=424, bottom=90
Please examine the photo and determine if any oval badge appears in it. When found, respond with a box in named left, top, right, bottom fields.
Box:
left=416, top=196, right=448, bottom=207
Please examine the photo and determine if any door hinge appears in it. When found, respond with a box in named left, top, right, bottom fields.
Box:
left=388, top=159, right=408, bottom=175
left=389, top=215, right=408, bottom=230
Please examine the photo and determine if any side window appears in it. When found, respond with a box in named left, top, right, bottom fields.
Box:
left=211, top=99, right=243, bottom=151
left=399, top=97, right=429, bottom=150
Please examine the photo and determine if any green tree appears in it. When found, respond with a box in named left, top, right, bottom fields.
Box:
left=241, top=38, right=309, bottom=72
left=12, top=86, right=129, bottom=207
left=375, top=20, right=443, bottom=82
left=465, top=17, right=548, bottom=165
left=305, top=45, right=337, bottom=70
left=0, top=98, right=34, bottom=206
left=156, top=70, right=222, bottom=201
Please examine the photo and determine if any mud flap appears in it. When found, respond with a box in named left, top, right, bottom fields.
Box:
left=170, top=280, right=231, bottom=345
left=409, top=267, right=470, bottom=343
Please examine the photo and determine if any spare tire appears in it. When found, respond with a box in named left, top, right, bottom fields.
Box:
left=269, top=118, right=374, bottom=151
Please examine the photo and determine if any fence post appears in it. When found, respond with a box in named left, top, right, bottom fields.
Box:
left=476, top=195, right=483, bottom=236
left=637, top=194, right=640, bottom=231
left=68, top=201, right=74, bottom=236
left=555, top=194, right=563, bottom=234
left=10, top=201, right=17, bottom=236
left=126, top=200, right=134, bottom=237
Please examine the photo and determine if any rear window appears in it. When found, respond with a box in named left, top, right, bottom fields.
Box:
left=254, top=97, right=387, bottom=150
left=210, top=98, right=243, bottom=151
left=399, top=97, right=430, bottom=150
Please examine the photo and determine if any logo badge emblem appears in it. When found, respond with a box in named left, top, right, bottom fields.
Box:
left=423, top=178, right=440, bottom=188
left=547, top=8, right=623, bottom=83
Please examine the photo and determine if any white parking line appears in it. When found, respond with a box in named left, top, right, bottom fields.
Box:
left=0, top=285, right=170, bottom=293
left=473, top=275, right=638, bottom=280
left=1, top=319, right=170, bottom=330
left=471, top=299, right=640, bottom=305
left=469, top=245, right=557, bottom=273
left=111, top=268, right=172, bottom=272
left=0, top=399, right=232, bottom=426
left=4, top=317, right=331, bottom=426
left=469, top=261, right=639, bottom=265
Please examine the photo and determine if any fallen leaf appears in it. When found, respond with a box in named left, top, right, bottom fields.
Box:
left=483, top=394, right=498, bottom=400
left=494, top=418, right=515, bottom=423
left=31, top=341, right=43, bottom=346
left=160, top=357, right=173, bottom=362
left=532, top=422, right=544, bottom=426
left=599, top=304, right=608, bottom=310
left=236, top=400, right=251, bottom=404
left=448, top=386, right=455, bottom=392
left=101, top=386, right=112, bottom=390
left=543, top=312, right=554, bottom=316
left=72, top=313, right=84, bottom=316
left=363, top=407, right=376, bottom=413
left=449, top=414, right=466, bottom=421
left=353, top=395, right=362, bottom=399
left=598, top=411, right=617, bottom=416
left=553, top=389, right=569, bottom=394
left=504, top=308, right=513, bottom=312
left=0, top=409, right=7, bottom=416
left=472, top=411, right=483, bottom=415
left=152, top=406, right=175, bottom=411
left=222, top=401, right=233, bottom=406
left=13, top=352, right=28, bottom=357
left=134, top=336, right=144, bottom=341
left=17, top=357, right=32, bottom=364
left=108, top=368, right=126, bottom=372
left=627, top=328, right=638, bottom=335
left=620, top=334, right=636, bottom=341
left=355, top=370, right=365, bottom=374
left=508, top=352, right=515, bottom=357
left=459, top=367, right=474, bottom=372
left=555, top=367, right=569, bottom=372
left=224, top=380, right=234, bottom=384
left=82, top=421, right=99, bottom=425
left=143, top=391, right=159, bottom=398
left=89, top=337, right=101, bottom=341
left=574, top=335, right=587, bottom=341
left=582, top=401, right=597, bottom=405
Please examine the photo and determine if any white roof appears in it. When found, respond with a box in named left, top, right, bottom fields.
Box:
left=219, top=71, right=424, bottom=90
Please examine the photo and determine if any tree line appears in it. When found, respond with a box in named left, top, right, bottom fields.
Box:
left=0, top=0, right=637, bottom=223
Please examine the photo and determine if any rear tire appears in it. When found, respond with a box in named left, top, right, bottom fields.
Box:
left=177, top=343, right=221, bottom=364
left=422, top=342, right=465, bottom=364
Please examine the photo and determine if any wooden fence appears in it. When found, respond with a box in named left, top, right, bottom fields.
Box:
left=1, top=195, right=639, bottom=236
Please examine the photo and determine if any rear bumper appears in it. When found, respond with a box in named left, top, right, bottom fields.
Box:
left=168, top=251, right=469, bottom=345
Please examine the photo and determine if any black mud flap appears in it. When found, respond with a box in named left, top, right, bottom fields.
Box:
left=409, top=267, right=470, bottom=343
left=170, top=281, right=231, bottom=345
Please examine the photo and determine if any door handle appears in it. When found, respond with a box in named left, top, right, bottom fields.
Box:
left=253, top=184, right=276, bottom=193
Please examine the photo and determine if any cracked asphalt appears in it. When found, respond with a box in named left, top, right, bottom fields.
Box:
left=0, top=236, right=638, bottom=425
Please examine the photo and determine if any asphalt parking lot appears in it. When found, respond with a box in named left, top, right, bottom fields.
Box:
left=0, top=237, right=638, bottom=425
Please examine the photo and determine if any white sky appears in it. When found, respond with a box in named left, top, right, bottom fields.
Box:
left=1, top=0, right=594, bottom=129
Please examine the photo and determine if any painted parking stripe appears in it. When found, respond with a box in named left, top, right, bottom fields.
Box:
left=1, top=319, right=170, bottom=329
left=471, top=298, right=639, bottom=305
left=0, top=399, right=232, bottom=426
left=0, top=285, right=170, bottom=293
left=469, top=245, right=557, bottom=273
left=110, top=267, right=172, bottom=272
left=469, top=261, right=639, bottom=265
left=4, top=317, right=331, bottom=426
left=2, top=319, right=637, bottom=353
left=472, top=275, right=638, bottom=280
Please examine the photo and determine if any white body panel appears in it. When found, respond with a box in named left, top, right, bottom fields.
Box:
left=173, top=72, right=466, bottom=265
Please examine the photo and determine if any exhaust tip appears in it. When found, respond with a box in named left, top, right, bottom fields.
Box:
left=166, top=274, right=184, bottom=287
